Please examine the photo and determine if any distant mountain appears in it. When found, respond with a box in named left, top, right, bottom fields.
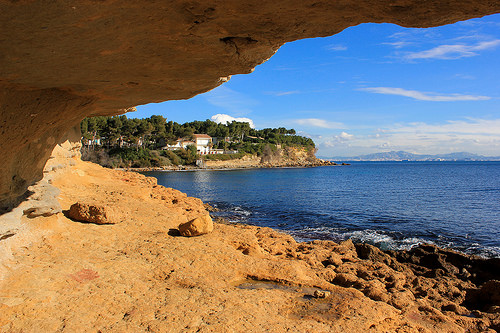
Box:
left=324, top=151, right=500, bottom=161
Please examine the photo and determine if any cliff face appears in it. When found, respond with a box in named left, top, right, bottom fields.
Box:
left=261, top=146, right=318, bottom=166
left=1, top=0, right=500, bottom=212
left=203, top=146, right=328, bottom=169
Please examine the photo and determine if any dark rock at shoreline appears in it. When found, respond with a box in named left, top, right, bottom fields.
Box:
left=204, top=203, right=219, bottom=212
left=252, top=232, right=500, bottom=330
left=389, top=244, right=500, bottom=285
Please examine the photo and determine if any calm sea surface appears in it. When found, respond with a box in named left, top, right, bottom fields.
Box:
left=143, top=162, right=500, bottom=257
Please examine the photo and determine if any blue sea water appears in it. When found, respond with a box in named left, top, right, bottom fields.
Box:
left=143, top=162, right=500, bottom=257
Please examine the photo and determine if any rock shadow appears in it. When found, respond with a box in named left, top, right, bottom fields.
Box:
left=167, top=228, right=181, bottom=237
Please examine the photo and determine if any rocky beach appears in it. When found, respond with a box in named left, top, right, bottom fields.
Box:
left=0, top=140, right=499, bottom=332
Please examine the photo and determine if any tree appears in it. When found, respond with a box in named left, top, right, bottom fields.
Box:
left=80, top=114, right=315, bottom=167
left=186, top=144, right=198, bottom=160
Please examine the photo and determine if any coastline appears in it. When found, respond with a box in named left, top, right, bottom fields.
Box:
left=116, top=159, right=343, bottom=173
left=0, top=147, right=498, bottom=332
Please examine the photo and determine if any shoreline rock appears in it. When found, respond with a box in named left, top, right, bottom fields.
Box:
left=118, top=158, right=341, bottom=173
left=0, top=149, right=498, bottom=332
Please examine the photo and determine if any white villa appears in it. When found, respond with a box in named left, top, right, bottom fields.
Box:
left=163, top=134, right=238, bottom=155
left=163, top=134, right=217, bottom=155
left=193, top=134, right=212, bottom=155
left=163, top=139, right=195, bottom=151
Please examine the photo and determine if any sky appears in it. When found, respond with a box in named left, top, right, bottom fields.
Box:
left=132, top=14, right=500, bottom=158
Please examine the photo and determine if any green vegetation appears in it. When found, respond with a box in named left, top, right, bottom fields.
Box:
left=80, top=115, right=315, bottom=168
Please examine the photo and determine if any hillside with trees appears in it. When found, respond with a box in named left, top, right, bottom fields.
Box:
left=80, top=115, right=316, bottom=168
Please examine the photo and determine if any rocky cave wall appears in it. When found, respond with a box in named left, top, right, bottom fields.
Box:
left=1, top=0, right=500, bottom=212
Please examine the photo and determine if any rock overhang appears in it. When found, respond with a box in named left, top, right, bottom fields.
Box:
left=1, top=0, right=500, bottom=211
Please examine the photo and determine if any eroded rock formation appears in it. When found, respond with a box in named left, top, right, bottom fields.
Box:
left=1, top=0, right=500, bottom=211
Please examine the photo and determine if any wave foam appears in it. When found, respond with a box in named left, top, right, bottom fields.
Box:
left=291, top=227, right=433, bottom=251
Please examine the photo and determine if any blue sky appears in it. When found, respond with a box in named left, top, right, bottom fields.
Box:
left=133, top=14, right=500, bottom=157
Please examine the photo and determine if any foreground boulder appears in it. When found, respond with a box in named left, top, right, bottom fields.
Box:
left=68, top=202, right=121, bottom=225
left=178, top=214, right=214, bottom=237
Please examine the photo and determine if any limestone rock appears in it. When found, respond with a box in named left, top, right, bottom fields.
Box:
left=68, top=202, right=121, bottom=225
left=23, top=204, right=61, bottom=219
left=22, top=181, right=62, bottom=218
left=178, top=214, right=214, bottom=237
left=325, top=253, right=343, bottom=267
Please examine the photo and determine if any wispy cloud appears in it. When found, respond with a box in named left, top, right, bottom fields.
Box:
left=293, top=118, right=346, bottom=129
left=205, top=86, right=257, bottom=115
left=385, top=24, right=500, bottom=63
left=403, top=40, right=500, bottom=60
left=359, top=87, right=490, bottom=102
left=457, top=19, right=500, bottom=28
left=211, top=114, right=255, bottom=128
left=327, top=44, right=348, bottom=51
left=265, top=90, right=301, bottom=96
left=392, top=118, right=500, bottom=135
left=388, top=29, right=442, bottom=43
left=453, top=73, right=476, bottom=80
left=383, top=41, right=413, bottom=49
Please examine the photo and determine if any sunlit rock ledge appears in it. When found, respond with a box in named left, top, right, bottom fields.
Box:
left=1, top=0, right=500, bottom=212
left=0, top=142, right=499, bottom=331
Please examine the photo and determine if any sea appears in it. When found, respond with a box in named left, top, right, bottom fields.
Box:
left=143, top=162, right=500, bottom=258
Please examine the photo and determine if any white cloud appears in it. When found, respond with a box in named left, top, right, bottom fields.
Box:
left=339, top=132, right=354, bottom=140
left=327, top=44, right=348, bottom=51
left=321, top=132, right=355, bottom=148
left=293, top=118, right=345, bottom=129
left=403, top=40, right=500, bottom=60
left=316, top=118, right=500, bottom=157
left=367, top=119, right=500, bottom=155
left=211, top=114, right=255, bottom=129
left=359, top=87, right=490, bottom=102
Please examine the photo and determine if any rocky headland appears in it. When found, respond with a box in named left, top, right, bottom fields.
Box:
left=0, top=141, right=499, bottom=332
left=203, top=146, right=338, bottom=170
left=121, top=147, right=340, bottom=172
